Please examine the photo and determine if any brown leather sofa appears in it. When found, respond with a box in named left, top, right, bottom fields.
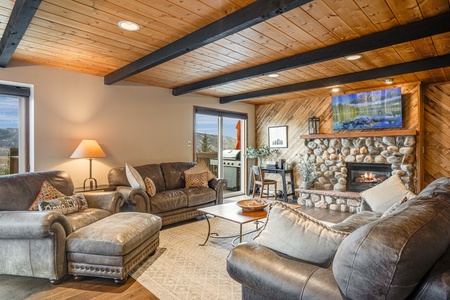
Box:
left=108, top=162, right=227, bottom=225
left=0, top=170, right=123, bottom=283
left=227, top=177, right=450, bottom=299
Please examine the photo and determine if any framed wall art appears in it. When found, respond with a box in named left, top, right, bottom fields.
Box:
left=268, top=125, right=288, bottom=148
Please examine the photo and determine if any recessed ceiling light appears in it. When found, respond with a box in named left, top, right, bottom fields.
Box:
left=331, top=87, right=340, bottom=93
left=385, top=78, right=394, bottom=84
left=345, top=54, right=362, bottom=61
left=118, top=21, right=140, bottom=31
left=267, top=73, right=280, bottom=78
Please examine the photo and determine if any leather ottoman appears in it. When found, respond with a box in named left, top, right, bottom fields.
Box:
left=66, top=212, right=162, bottom=284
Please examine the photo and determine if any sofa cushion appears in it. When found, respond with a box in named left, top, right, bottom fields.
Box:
left=38, top=194, right=88, bottom=215
left=381, top=196, right=408, bottom=218
left=150, top=190, right=188, bottom=214
left=29, top=181, right=67, bottom=211
left=360, top=174, right=416, bottom=213
left=160, top=162, right=195, bottom=190
left=125, top=164, right=145, bottom=190
left=144, top=177, right=157, bottom=196
left=331, top=211, right=382, bottom=233
left=184, top=160, right=216, bottom=181
left=108, top=164, right=166, bottom=193
left=185, top=172, right=208, bottom=188
left=183, top=187, right=216, bottom=207
left=254, top=202, right=349, bottom=267
left=333, top=196, right=450, bottom=299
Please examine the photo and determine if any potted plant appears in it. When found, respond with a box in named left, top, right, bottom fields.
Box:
left=296, top=154, right=316, bottom=189
left=245, top=145, right=279, bottom=166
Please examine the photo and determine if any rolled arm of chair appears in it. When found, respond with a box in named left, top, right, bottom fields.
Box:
left=83, top=191, right=124, bottom=214
left=115, top=186, right=150, bottom=213
left=209, top=178, right=227, bottom=205
left=0, top=211, right=72, bottom=238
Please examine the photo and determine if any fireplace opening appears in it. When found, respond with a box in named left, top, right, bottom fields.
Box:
left=346, top=163, right=391, bottom=192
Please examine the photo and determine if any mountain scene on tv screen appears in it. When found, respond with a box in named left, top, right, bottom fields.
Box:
left=332, top=87, right=403, bottom=130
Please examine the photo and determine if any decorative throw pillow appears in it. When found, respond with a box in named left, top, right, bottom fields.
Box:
left=381, top=196, right=408, bottom=218
left=360, top=175, right=416, bottom=214
left=253, top=201, right=349, bottom=267
left=144, top=177, right=157, bottom=196
left=185, top=171, right=209, bottom=188
left=125, top=163, right=145, bottom=190
left=29, top=181, right=66, bottom=211
left=185, top=160, right=216, bottom=181
left=38, top=194, right=88, bottom=215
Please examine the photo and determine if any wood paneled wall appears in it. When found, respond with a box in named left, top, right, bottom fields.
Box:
left=255, top=82, right=422, bottom=189
left=424, top=82, right=450, bottom=185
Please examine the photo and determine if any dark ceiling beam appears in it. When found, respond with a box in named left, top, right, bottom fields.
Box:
left=104, top=0, right=312, bottom=85
left=219, top=54, right=450, bottom=103
left=174, top=12, right=450, bottom=96
left=0, top=0, right=42, bottom=67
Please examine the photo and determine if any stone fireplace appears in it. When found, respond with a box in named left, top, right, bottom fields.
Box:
left=297, top=133, right=417, bottom=212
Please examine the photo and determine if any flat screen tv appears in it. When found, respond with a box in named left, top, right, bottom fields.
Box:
left=332, top=87, right=402, bottom=130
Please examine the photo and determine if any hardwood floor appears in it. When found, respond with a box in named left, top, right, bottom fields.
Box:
left=1, top=195, right=352, bottom=299
left=0, top=274, right=158, bottom=300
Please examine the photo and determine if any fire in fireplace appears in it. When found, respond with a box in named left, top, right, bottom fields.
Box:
left=346, top=163, right=391, bottom=192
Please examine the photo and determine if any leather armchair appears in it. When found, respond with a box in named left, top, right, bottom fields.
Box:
left=0, top=170, right=123, bottom=283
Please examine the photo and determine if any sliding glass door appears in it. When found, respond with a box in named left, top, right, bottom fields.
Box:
left=194, top=107, right=247, bottom=197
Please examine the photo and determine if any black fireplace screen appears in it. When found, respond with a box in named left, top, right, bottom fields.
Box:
left=346, top=163, right=391, bottom=192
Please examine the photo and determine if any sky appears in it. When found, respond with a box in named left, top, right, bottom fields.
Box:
left=0, top=96, right=18, bottom=128
left=196, top=115, right=240, bottom=138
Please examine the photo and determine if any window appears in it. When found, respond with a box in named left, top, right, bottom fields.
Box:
left=0, top=83, right=31, bottom=175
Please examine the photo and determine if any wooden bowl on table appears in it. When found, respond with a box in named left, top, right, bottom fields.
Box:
left=236, top=199, right=269, bottom=212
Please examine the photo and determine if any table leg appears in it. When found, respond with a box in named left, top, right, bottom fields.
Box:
left=199, top=213, right=212, bottom=246
left=281, top=174, right=288, bottom=202
left=290, top=171, right=297, bottom=200
left=239, top=224, right=243, bottom=243
left=247, top=167, right=253, bottom=196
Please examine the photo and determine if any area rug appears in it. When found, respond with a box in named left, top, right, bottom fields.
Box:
left=131, top=216, right=261, bottom=300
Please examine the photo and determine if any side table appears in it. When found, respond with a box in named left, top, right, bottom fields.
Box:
left=73, top=184, right=115, bottom=193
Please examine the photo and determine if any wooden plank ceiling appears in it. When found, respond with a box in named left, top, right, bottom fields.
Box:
left=1, top=0, right=450, bottom=105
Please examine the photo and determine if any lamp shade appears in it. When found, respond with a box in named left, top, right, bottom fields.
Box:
left=70, top=139, right=106, bottom=159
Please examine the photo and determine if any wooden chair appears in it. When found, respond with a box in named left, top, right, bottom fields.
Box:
left=251, top=166, right=277, bottom=199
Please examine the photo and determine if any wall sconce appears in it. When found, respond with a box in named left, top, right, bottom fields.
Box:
left=70, top=139, right=106, bottom=189
left=308, top=116, right=320, bottom=135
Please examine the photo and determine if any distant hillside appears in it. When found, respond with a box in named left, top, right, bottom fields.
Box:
left=0, top=128, right=18, bottom=148
left=195, top=133, right=238, bottom=152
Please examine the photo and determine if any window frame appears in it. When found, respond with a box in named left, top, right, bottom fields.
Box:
left=0, top=81, right=33, bottom=173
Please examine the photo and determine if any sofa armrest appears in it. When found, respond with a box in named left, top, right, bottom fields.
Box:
left=115, top=186, right=150, bottom=213
left=0, top=211, right=72, bottom=238
left=227, top=243, right=342, bottom=299
left=83, top=191, right=124, bottom=214
left=209, top=178, right=227, bottom=204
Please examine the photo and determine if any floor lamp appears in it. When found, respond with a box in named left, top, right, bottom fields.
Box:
left=71, top=139, right=106, bottom=189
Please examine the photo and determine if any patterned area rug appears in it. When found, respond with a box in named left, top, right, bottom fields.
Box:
left=131, top=216, right=262, bottom=300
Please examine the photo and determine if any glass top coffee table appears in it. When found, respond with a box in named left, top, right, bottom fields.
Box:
left=197, top=201, right=300, bottom=246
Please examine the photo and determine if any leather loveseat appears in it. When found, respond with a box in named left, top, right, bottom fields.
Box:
left=227, top=177, right=450, bottom=299
left=0, top=170, right=123, bottom=284
left=108, top=162, right=227, bottom=225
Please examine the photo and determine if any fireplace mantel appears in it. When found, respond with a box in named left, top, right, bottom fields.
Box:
left=300, top=129, right=417, bottom=140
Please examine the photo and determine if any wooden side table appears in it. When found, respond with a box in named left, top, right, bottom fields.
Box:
left=73, top=184, right=115, bottom=193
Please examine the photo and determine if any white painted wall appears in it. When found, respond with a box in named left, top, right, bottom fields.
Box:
left=0, top=61, right=255, bottom=187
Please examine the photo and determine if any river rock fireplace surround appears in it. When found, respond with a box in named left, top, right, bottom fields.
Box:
left=297, top=132, right=417, bottom=212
